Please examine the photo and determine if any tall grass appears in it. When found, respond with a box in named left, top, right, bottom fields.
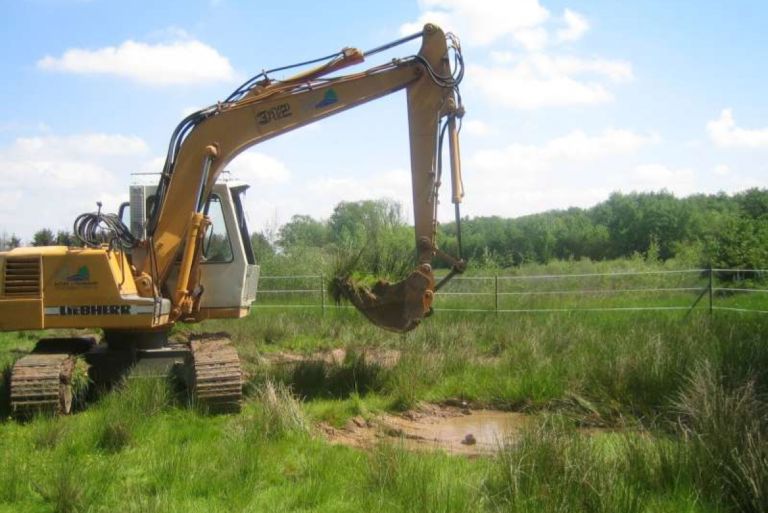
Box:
left=485, top=418, right=710, bottom=513
left=674, top=363, right=768, bottom=512
left=364, top=443, right=481, bottom=513
left=248, top=380, right=309, bottom=439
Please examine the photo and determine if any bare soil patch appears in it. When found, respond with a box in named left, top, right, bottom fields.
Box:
left=259, top=348, right=401, bottom=368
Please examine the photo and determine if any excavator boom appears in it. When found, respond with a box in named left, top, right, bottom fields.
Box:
left=136, top=24, right=466, bottom=332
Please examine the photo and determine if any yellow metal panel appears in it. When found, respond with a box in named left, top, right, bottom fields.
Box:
left=0, top=298, right=43, bottom=330
left=0, top=246, right=164, bottom=332
left=4, top=246, right=70, bottom=257
left=42, top=248, right=136, bottom=306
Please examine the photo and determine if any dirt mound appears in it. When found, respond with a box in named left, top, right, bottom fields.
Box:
left=319, top=403, right=530, bottom=456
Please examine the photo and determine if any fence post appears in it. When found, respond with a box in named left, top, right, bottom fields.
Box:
left=495, top=274, right=499, bottom=315
left=320, top=273, right=325, bottom=316
left=708, top=265, right=713, bottom=316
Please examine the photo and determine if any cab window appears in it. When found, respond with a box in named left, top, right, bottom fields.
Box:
left=202, top=195, right=233, bottom=263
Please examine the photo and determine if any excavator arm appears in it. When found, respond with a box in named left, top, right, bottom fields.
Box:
left=134, top=24, right=466, bottom=332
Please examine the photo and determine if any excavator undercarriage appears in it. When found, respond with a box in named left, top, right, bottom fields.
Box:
left=8, top=332, right=243, bottom=417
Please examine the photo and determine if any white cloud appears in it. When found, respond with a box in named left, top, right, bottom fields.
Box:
left=401, top=0, right=551, bottom=48
left=306, top=169, right=411, bottom=212
left=714, top=164, right=731, bottom=176
left=463, top=119, right=491, bottom=136
left=470, top=54, right=633, bottom=109
left=545, top=129, right=658, bottom=158
left=225, top=156, right=414, bottom=231
left=707, top=109, right=768, bottom=148
left=472, top=128, right=658, bottom=171
left=403, top=2, right=632, bottom=110
left=227, top=151, right=292, bottom=186
left=513, top=28, right=549, bottom=51
left=557, top=9, right=589, bottom=42
left=136, top=156, right=166, bottom=175
left=0, top=133, right=149, bottom=239
left=629, top=164, right=696, bottom=195
left=37, top=39, right=236, bottom=86
left=489, top=51, right=515, bottom=64
left=465, top=129, right=659, bottom=216
left=544, top=55, right=632, bottom=82
left=13, top=133, right=148, bottom=158
left=401, top=1, right=590, bottom=50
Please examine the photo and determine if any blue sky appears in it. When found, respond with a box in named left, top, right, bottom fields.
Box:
left=1, top=0, right=767, bottom=241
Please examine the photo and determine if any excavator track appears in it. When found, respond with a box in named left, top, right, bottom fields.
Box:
left=188, top=334, right=242, bottom=414
left=10, top=353, right=76, bottom=418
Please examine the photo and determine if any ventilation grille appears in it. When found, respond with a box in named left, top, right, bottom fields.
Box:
left=3, top=257, right=41, bottom=297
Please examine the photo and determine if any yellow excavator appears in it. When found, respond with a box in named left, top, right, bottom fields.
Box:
left=0, top=24, right=466, bottom=416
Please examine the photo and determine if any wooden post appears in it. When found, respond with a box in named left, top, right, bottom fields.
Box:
left=708, top=265, right=713, bottom=316
left=495, top=275, right=499, bottom=314
left=320, top=273, right=325, bottom=316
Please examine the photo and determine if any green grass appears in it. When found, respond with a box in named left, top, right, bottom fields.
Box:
left=1, top=277, right=767, bottom=511
left=0, top=376, right=490, bottom=513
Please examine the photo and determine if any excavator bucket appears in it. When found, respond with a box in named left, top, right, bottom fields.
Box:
left=334, top=266, right=435, bottom=333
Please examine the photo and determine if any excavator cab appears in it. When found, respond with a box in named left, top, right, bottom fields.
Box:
left=125, top=174, right=259, bottom=320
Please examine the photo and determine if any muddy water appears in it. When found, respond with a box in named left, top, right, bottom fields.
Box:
left=321, top=405, right=531, bottom=456
left=382, top=409, right=530, bottom=455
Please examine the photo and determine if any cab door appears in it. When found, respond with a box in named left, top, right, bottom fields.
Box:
left=195, top=184, right=259, bottom=318
left=165, top=183, right=260, bottom=319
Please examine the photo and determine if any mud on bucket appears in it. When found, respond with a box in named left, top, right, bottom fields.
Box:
left=332, top=265, right=435, bottom=333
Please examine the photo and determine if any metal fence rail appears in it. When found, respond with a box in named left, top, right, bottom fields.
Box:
left=253, top=268, right=768, bottom=316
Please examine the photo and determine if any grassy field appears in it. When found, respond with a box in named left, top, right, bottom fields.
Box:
left=1, top=295, right=767, bottom=511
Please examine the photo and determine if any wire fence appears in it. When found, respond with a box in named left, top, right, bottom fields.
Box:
left=253, top=268, right=768, bottom=316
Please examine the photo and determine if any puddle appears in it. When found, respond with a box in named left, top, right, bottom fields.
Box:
left=319, top=404, right=531, bottom=456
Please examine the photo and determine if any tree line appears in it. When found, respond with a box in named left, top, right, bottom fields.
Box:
left=257, top=188, right=768, bottom=274
left=437, top=188, right=768, bottom=270
left=6, top=188, right=768, bottom=272
left=0, top=229, right=81, bottom=250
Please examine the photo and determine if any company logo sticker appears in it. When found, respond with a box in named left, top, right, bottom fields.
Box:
left=54, top=265, right=97, bottom=288
left=67, top=266, right=90, bottom=282
left=315, top=89, right=338, bottom=109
